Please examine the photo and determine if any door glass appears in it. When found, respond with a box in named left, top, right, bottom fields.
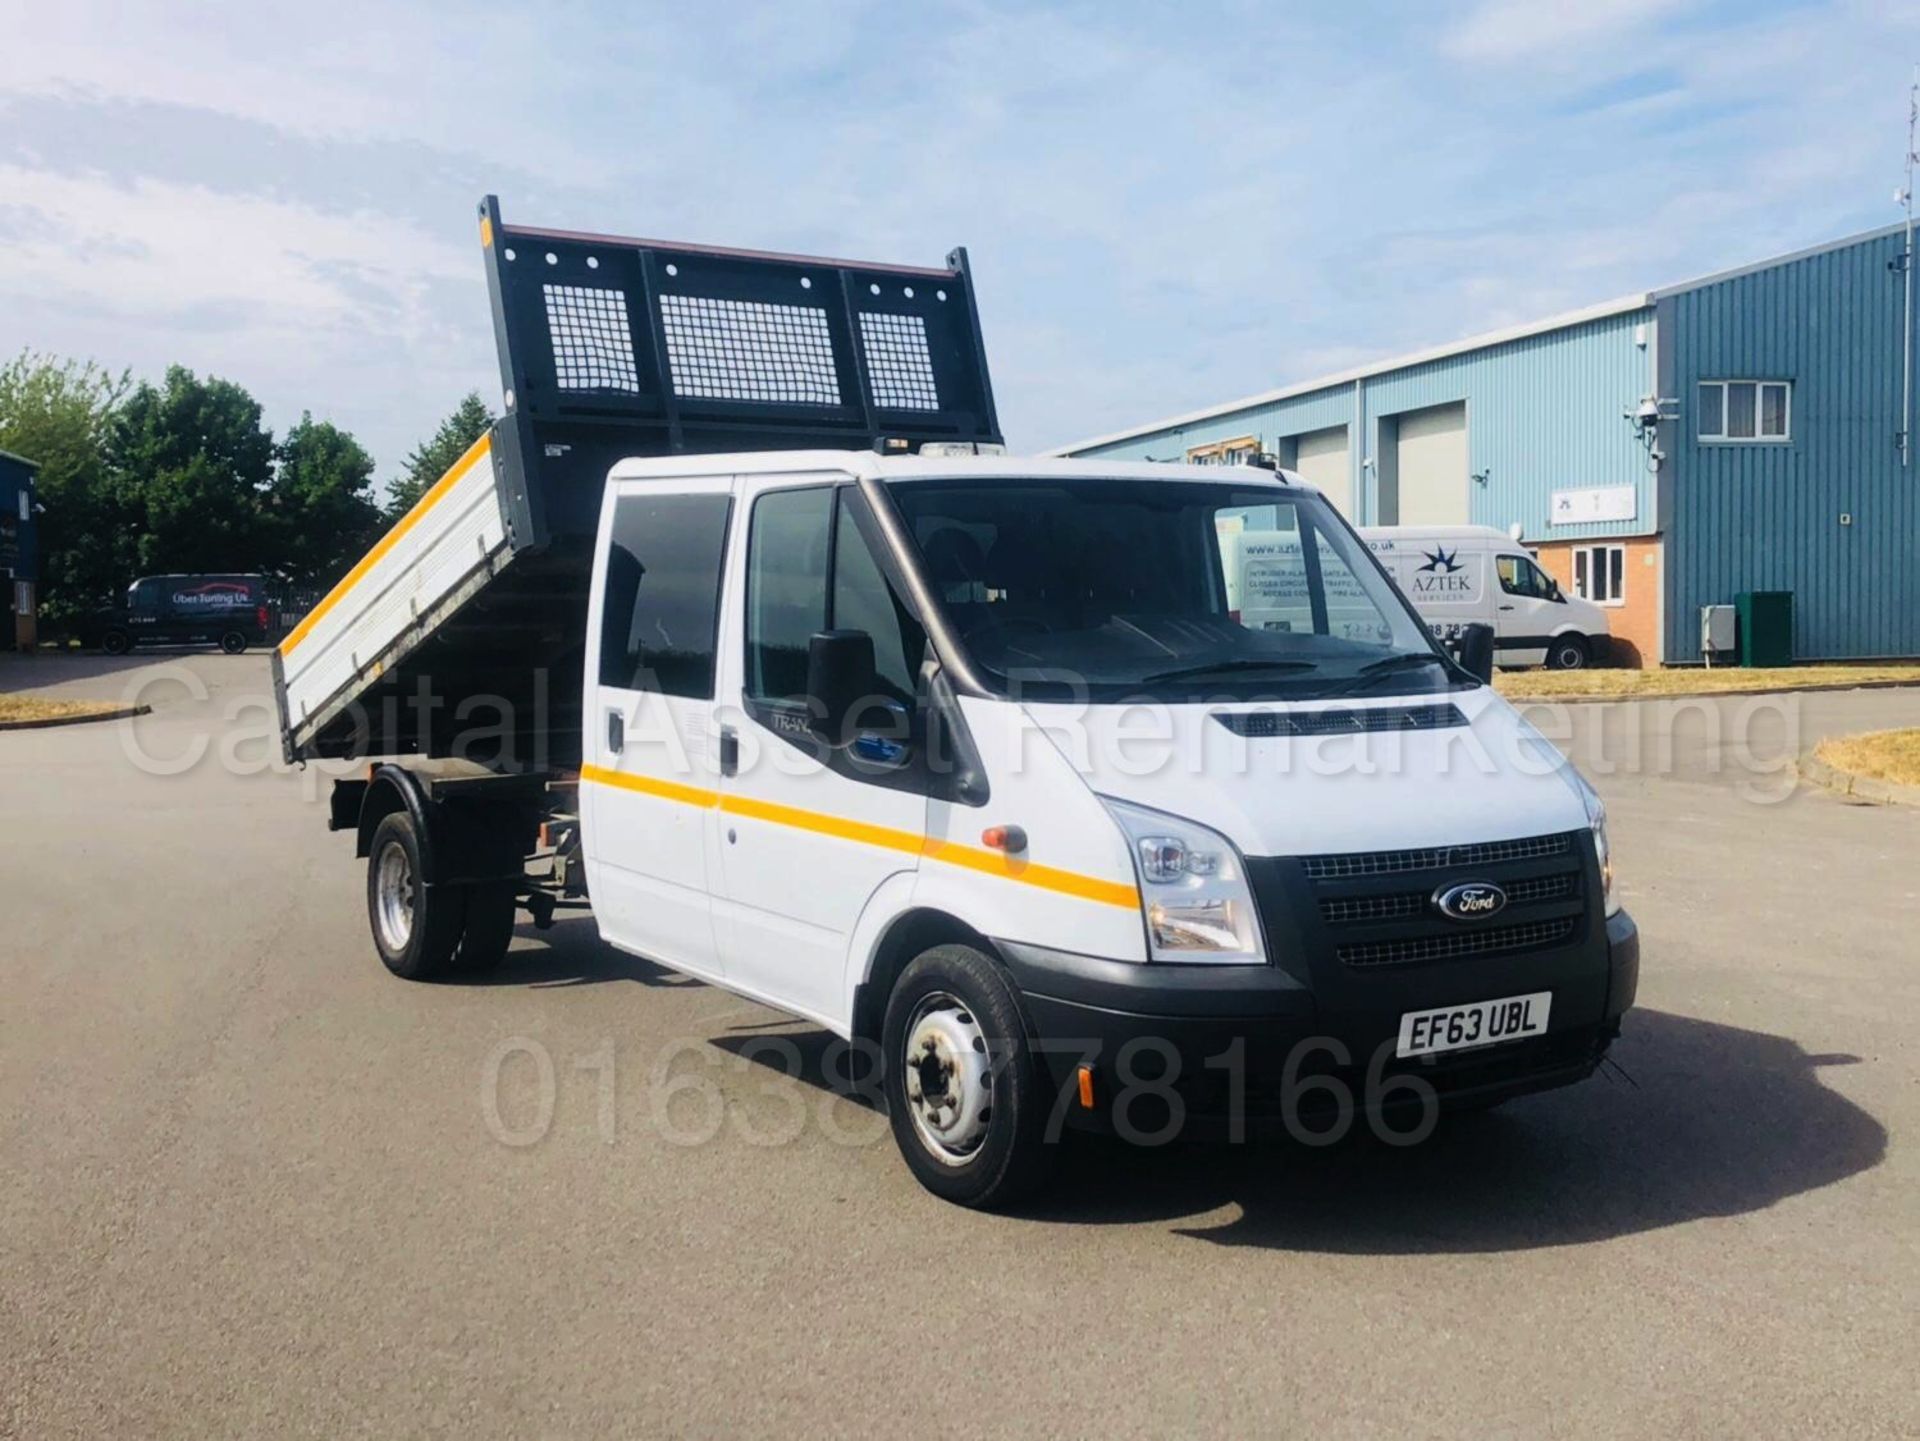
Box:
left=832, top=500, right=924, bottom=703
left=745, top=487, right=832, bottom=703
left=598, top=492, right=732, bottom=698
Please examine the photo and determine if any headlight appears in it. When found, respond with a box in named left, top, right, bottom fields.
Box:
left=1573, top=776, right=1620, bottom=918
left=1101, top=797, right=1266, bottom=963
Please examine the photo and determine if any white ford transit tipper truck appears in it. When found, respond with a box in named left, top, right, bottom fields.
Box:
left=275, top=200, right=1637, bottom=1208
left=1358, top=525, right=1613, bottom=670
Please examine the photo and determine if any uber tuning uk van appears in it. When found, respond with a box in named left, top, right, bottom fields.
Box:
left=1355, top=525, right=1612, bottom=670
left=278, top=202, right=1638, bottom=1211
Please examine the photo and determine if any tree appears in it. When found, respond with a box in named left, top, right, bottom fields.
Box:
left=0, top=351, right=130, bottom=622
left=106, top=366, right=276, bottom=577
left=387, top=391, right=494, bottom=519
left=271, top=414, right=382, bottom=586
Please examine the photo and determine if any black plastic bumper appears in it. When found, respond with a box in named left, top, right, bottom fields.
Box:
left=998, top=908, right=1637, bottom=1137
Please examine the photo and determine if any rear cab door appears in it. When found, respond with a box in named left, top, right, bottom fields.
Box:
left=581, top=475, right=737, bottom=979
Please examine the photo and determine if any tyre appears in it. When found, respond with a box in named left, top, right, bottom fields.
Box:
left=1546, top=635, right=1589, bottom=670
left=454, top=883, right=519, bottom=972
left=101, top=629, right=132, bottom=656
left=366, top=811, right=466, bottom=980
left=881, top=944, right=1053, bottom=1209
left=219, top=630, right=248, bottom=655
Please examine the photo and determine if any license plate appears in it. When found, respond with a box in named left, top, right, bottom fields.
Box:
left=1396, top=991, right=1552, bottom=1058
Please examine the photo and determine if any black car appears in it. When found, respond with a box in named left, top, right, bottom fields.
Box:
left=83, top=574, right=276, bottom=655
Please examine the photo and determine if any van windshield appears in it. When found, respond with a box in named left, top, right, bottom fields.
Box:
left=885, top=476, right=1462, bottom=702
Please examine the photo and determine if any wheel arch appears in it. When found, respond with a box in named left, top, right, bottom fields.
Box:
left=846, top=898, right=1000, bottom=1050
left=355, top=764, right=432, bottom=865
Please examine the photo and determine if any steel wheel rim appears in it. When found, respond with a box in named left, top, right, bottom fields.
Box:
left=375, top=842, right=415, bottom=952
left=901, top=991, right=993, bottom=1166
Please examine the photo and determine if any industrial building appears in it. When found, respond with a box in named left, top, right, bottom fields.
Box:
left=0, top=449, right=37, bottom=652
left=1055, top=224, right=1920, bottom=665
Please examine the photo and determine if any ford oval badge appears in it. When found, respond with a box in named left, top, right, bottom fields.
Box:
left=1434, top=881, right=1507, bottom=922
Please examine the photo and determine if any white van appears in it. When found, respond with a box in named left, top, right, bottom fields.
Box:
left=1357, top=525, right=1611, bottom=670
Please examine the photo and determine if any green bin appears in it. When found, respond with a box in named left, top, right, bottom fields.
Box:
left=1736, top=591, right=1793, bottom=668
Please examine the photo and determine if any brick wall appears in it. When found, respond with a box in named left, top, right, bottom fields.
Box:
left=1532, top=536, right=1663, bottom=667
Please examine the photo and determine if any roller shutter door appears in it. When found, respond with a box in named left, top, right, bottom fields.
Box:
left=1291, top=426, right=1351, bottom=516
left=1394, top=402, right=1468, bottom=525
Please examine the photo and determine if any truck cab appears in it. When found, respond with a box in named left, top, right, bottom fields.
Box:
left=576, top=452, right=1637, bottom=1205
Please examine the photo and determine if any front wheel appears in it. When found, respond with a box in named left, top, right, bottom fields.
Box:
left=1546, top=635, right=1589, bottom=670
left=101, top=629, right=132, bottom=656
left=881, top=944, right=1053, bottom=1209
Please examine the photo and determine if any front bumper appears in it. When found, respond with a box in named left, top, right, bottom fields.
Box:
left=998, top=908, right=1638, bottom=1139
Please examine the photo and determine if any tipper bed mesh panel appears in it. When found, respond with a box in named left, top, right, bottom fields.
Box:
left=660, top=295, right=842, bottom=405
left=543, top=285, right=641, bottom=393
left=481, top=196, right=1000, bottom=545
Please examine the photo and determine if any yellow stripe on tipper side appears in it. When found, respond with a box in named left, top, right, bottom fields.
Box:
left=279, top=431, right=494, bottom=657
left=579, top=763, right=1139, bottom=911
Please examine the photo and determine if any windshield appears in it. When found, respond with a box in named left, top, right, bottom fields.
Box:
left=886, top=475, right=1463, bottom=702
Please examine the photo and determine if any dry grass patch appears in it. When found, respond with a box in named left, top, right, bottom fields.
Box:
left=1497, top=663, right=1920, bottom=701
left=1815, top=729, right=1920, bottom=788
left=0, top=695, right=127, bottom=725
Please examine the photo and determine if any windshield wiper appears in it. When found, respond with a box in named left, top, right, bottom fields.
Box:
left=1319, top=652, right=1456, bottom=698
left=1140, top=658, right=1320, bottom=684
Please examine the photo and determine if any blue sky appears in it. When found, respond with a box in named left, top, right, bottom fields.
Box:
left=3, top=0, right=1917, bottom=488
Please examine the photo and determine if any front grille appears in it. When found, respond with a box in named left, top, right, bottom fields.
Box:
left=1287, top=829, right=1589, bottom=971
left=1213, top=703, right=1467, bottom=739
left=1303, top=831, right=1571, bottom=880
left=1337, top=916, right=1579, bottom=968
left=1318, top=870, right=1576, bottom=926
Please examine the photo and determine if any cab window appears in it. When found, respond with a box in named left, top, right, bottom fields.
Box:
left=1497, top=554, right=1557, bottom=601
left=745, top=485, right=924, bottom=708
left=597, top=492, right=733, bottom=698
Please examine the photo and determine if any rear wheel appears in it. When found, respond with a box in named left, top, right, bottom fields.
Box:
left=454, top=883, right=519, bottom=972
left=882, top=944, right=1052, bottom=1209
left=101, top=629, right=132, bottom=656
left=367, top=811, right=465, bottom=980
left=219, top=630, right=248, bottom=655
left=1546, top=634, right=1589, bottom=670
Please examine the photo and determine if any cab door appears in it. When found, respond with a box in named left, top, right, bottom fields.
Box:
left=711, top=478, right=931, bottom=1027
left=581, top=477, right=736, bottom=978
left=1494, top=552, right=1556, bottom=667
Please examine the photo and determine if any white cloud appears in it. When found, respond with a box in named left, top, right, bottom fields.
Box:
left=1443, top=0, right=1691, bottom=64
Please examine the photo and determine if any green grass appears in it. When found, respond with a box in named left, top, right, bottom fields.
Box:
left=1497, top=663, right=1920, bottom=701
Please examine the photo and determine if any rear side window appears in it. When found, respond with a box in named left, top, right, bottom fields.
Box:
left=598, top=492, right=732, bottom=698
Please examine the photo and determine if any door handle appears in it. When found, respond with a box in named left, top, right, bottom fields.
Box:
left=607, top=709, right=624, bottom=754
left=718, top=726, right=739, bottom=777
left=1499, top=604, right=1516, bottom=611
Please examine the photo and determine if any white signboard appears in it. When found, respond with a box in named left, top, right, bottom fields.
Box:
left=1550, top=486, right=1637, bottom=526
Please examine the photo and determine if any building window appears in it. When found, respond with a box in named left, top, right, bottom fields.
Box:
left=1573, top=544, right=1626, bottom=606
left=1698, top=380, right=1790, bottom=442
left=1186, top=435, right=1262, bottom=466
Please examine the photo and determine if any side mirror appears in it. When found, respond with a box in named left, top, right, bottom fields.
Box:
left=1456, top=623, right=1496, bottom=685
left=806, top=629, right=877, bottom=747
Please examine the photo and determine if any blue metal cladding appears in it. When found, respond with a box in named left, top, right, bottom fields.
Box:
left=0, top=452, right=36, bottom=584
left=1661, top=230, right=1919, bottom=661
left=1068, top=310, right=1658, bottom=541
